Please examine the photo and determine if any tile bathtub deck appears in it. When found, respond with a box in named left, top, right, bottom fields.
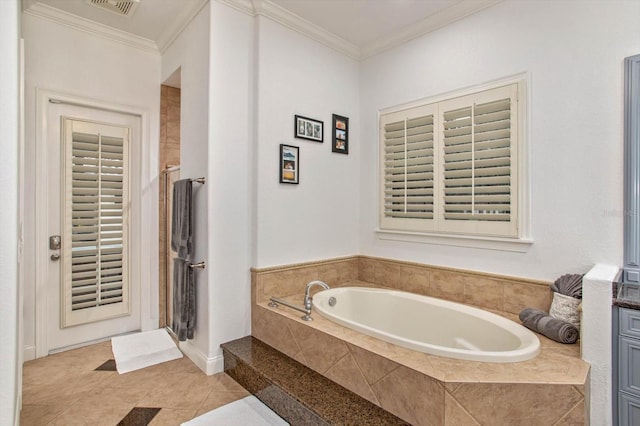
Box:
left=21, top=341, right=250, bottom=426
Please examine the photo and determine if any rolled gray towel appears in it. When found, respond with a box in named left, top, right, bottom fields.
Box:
left=550, top=273, right=583, bottom=299
left=518, top=308, right=579, bottom=344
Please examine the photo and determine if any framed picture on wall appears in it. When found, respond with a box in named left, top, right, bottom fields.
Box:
left=279, top=144, right=299, bottom=184
left=332, top=114, right=349, bottom=154
left=294, top=115, right=323, bottom=142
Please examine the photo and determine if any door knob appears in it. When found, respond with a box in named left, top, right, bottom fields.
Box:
left=50, top=253, right=60, bottom=261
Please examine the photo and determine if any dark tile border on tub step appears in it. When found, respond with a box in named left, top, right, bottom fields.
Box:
left=221, top=336, right=409, bottom=426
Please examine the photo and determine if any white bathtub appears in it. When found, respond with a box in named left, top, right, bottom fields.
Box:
left=312, top=287, right=540, bottom=363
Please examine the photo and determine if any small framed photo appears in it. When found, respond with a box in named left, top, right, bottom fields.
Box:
left=294, top=115, right=323, bottom=142
left=279, top=144, right=299, bottom=184
left=332, top=114, right=349, bottom=154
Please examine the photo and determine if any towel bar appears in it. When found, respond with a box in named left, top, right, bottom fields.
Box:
left=189, top=262, right=206, bottom=269
left=190, top=177, right=206, bottom=184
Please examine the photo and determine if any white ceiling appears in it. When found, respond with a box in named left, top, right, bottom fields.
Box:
left=22, top=0, right=500, bottom=58
left=22, top=0, right=208, bottom=52
left=269, top=0, right=462, bottom=48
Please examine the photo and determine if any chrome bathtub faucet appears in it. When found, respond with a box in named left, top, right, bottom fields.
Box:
left=302, top=280, right=330, bottom=321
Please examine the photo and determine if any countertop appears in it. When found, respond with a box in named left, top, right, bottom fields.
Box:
left=613, top=281, right=640, bottom=310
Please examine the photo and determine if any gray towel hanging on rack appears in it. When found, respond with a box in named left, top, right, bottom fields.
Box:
left=171, top=179, right=193, bottom=259
left=172, top=258, right=196, bottom=341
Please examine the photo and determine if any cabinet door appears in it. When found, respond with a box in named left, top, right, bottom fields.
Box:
left=620, top=308, right=640, bottom=339
left=620, top=336, right=640, bottom=395
left=618, top=337, right=640, bottom=396
left=620, top=392, right=640, bottom=425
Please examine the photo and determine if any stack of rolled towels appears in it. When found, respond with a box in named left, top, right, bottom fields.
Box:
left=519, top=273, right=583, bottom=344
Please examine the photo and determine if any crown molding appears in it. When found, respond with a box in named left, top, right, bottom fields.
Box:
left=23, top=2, right=159, bottom=54
left=217, top=0, right=360, bottom=60
left=360, top=0, right=503, bottom=59
left=157, top=0, right=209, bottom=54
left=24, top=0, right=503, bottom=60
left=218, top=0, right=501, bottom=61
left=215, top=0, right=254, bottom=16
left=252, top=0, right=360, bottom=60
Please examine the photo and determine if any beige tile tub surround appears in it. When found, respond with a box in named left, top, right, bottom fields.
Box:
left=252, top=256, right=588, bottom=426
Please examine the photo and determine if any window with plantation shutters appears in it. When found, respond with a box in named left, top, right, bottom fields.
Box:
left=61, top=118, right=130, bottom=327
left=379, top=83, right=521, bottom=238
left=381, top=104, right=437, bottom=232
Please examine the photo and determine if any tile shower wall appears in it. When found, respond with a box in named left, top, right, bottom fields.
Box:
left=251, top=256, right=585, bottom=425
left=159, top=85, right=181, bottom=327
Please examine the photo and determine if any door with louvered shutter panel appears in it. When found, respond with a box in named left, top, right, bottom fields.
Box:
left=45, top=102, right=141, bottom=353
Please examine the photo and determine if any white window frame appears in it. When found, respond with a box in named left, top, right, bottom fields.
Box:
left=376, top=75, right=532, bottom=252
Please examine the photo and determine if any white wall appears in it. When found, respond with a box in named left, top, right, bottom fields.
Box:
left=161, top=3, right=213, bottom=370
left=162, top=0, right=360, bottom=372
left=359, top=0, right=640, bottom=281
left=0, top=1, right=20, bottom=423
left=255, top=16, right=360, bottom=268
left=161, top=1, right=255, bottom=373
left=207, top=0, right=254, bottom=362
left=22, top=13, right=161, bottom=356
left=582, top=264, right=619, bottom=426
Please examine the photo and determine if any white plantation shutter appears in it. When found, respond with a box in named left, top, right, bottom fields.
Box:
left=439, top=84, right=517, bottom=236
left=62, top=118, right=130, bottom=327
left=379, top=83, right=520, bottom=238
left=381, top=104, right=437, bottom=232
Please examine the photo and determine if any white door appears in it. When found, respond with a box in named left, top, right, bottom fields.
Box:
left=46, top=102, right=141, bottom=353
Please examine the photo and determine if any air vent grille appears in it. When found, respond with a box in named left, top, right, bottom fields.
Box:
left=86, top=0, right=140, bottom=17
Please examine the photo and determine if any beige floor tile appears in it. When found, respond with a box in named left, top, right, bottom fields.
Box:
left=21, top=341, right=249, bottom=425
left=99, top=367, right=165, bottom=392
left=148, top=408, right=197, bottom=425
left=137, top=372, right=215, bottom=411
left=22, top=372, right=108, bottom=407
left=20, top=404, right=65, bottom=426
left=205, top=372, right=252, bottom=393
left=194, top=391, right=251, bottom=417
left=49, top=403, right=134, bottom=426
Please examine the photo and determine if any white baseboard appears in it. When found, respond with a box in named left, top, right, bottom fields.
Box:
left=23, top=345, right=35, bottom=362
left=179, top=340, right=224, bottom=375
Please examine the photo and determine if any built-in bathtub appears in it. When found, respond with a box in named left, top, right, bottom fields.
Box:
left=312, top=286, right=540, bottom=363
left=251, top=257, right=589, bottom=425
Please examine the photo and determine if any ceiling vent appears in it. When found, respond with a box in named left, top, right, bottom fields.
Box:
left=86, top=0, right=140, bottom=17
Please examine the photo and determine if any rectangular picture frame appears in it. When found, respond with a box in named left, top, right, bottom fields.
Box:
left=279, top=144, right=299, bottom=184
left=332, top=114, right=349, bottom=154
left=331, top=114, right=349, bottom=154
left=294, top=115, right=323, bottom=142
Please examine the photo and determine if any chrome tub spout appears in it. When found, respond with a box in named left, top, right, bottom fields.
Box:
left=268, top=280, right=330, bottom=322
left=302, top=280, right=330, bottom=321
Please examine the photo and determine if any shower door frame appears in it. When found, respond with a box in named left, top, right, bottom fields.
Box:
left=161, top=165, right=180, bottom=331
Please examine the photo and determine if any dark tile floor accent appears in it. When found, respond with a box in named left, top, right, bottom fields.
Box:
left=94, top=358, right=117, bottom=371
left=222, top=336, right=410, bottom=426
left=117, top=407, right=162, bottom=426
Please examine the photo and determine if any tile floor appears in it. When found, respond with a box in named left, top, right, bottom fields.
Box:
left=20, top=341, right=250, bottom=426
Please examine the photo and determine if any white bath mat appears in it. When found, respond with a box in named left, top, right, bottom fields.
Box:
left=111, top=329, right=182, bottom=374
left=182, top=395, right=289, bottom=426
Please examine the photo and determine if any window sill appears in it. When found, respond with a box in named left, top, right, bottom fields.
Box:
left=375, top=228, right=533, bottom=253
